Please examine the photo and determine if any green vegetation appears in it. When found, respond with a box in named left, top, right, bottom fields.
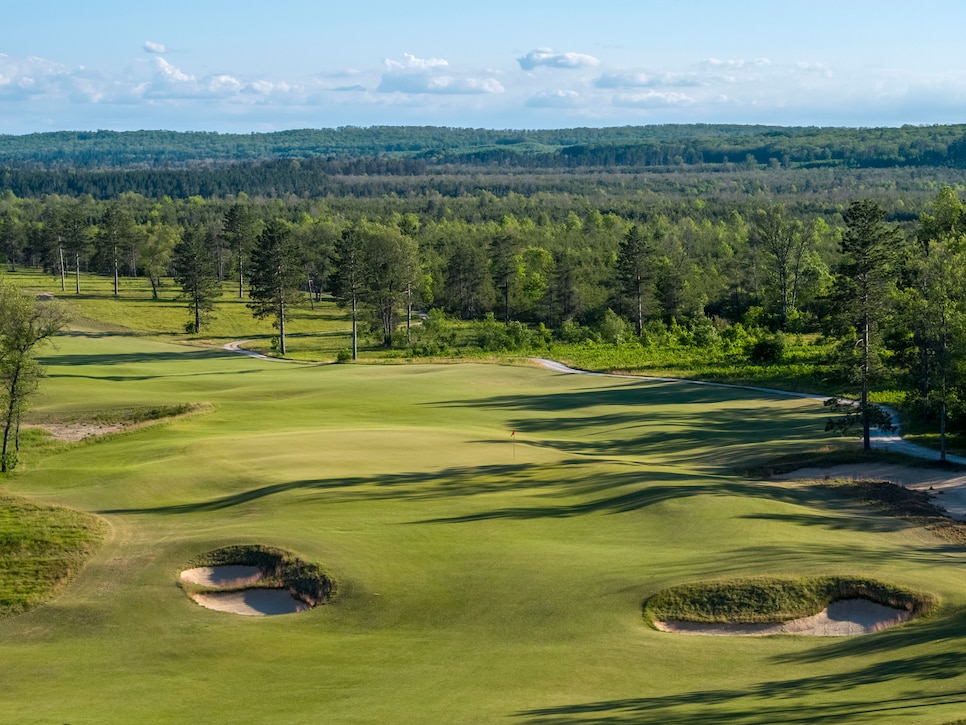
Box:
left=0, top=495, right=107, bottom=618
left=643, top=577, right=935, bottom=625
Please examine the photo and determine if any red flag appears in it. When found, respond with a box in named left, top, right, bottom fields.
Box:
left=510, top=431, right=515, bottom=437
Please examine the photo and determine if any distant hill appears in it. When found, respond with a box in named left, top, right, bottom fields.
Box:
left=2, top=124, right=966, bottom=170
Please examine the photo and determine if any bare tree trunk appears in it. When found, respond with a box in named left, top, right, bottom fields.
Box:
left=278, top=298, right=286, bottom=355
left=58, top=245, right=66, bottom=292
left=351, top=295, right=358, bottom=360
left=75, top=253, right=81, bottom=294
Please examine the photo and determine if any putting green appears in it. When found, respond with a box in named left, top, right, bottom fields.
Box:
left=2, top=331, right=966, bottom=723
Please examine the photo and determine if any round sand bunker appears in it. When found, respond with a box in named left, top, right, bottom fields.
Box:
left=655, top=598, right=911, bottom=637
left=179, top=545, right=335, bottom=617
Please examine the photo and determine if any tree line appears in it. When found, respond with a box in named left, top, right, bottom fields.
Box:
left=4, top=184, right=966, bottom=453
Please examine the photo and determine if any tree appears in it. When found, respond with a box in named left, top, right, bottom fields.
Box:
left=331, top=223, right=366, bottom=360
left=828, top=200, right=903, bottom=451
left=94, top=204, right=137, bottom=297
left=173, top=225, right=221, bottom=334
left=360, top=222, right=418, bottom=348
left=616, top=224, right=654, bottom=336
left=750, top=205, right=812, bottom=328
left=222, top=203, right=260, bottom=299
left=490, top=231, right=522, bottom=325
left=902, top=239, right=966, bottom=461
left=444, top=238, right=492, bottom=320
left=0, top=278, right=70, bottom=472
left=141, top=216, right=179, bottom=300
left=248, top=219, right=303, bottom=355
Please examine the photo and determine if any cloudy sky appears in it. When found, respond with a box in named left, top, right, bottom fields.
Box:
left=3, top=0, right=966, bottom=134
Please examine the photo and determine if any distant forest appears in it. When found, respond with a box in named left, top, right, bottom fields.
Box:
left=1, top=124, right=966, bottom=203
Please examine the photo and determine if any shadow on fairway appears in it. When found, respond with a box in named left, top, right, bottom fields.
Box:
left=38, top=349, right=235, bottom=367
left=770, top=607, right=966, bottom=665
left=100, top=462, right=866, bottom=526
left=436, top=381, right=826, bottom=467
left=515, top=653, right=966, bottom=724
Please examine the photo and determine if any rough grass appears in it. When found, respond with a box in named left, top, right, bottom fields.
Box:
left=0, top=495, right=108, bottom=618
left=643, top=576, right=936, bottom=626
left=183, top=544, right=335, bottom=606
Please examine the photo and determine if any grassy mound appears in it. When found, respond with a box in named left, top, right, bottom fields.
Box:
left=643, top=576, right=936, bottom=626
left=0, top=495, right=108, bottom=619
left=182, top=545, right=335, bottom=607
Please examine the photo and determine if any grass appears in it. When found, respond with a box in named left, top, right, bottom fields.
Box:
left=643, top=576, right=936, bottom=625
left=0, top=495, right=108, bottom=619
left=2, top=272, right=966, bottom=721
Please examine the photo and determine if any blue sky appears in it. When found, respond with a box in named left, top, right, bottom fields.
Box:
left=3, top=0, right=966, bottom=133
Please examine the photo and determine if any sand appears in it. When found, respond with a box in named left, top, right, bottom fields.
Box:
left=775, top=463, right=966, bottom=520
left=655, top=599, right=910, bottom=636
left=189, top=589, right=310, bottom=616
left=180, top=565, right=264, bottom=588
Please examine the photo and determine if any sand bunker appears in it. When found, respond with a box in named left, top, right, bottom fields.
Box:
left=189, top=589, right=310, bottom=616
left=655, top=598, right=910, bottom=637
left=180, top=565, right=264, bottom=588
left=776, top=463, right=966, bottom=520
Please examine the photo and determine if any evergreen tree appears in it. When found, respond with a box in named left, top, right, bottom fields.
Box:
left=827, top=200, right=903, bottom=451
left=616, top=224, right=654, bottom=337
left=173, top=225, right=221, bottom=334
left=248, top=219, right=303, bottom=355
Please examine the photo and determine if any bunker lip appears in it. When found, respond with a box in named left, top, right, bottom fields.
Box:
left=180, top=565, right=264, bottom=588
left=654, top=598, right=911, bottom=637
left=189, top=589, right=309, bottom=616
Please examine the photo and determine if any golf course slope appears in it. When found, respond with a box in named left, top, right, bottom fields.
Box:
left=1, top=327, right=966, bottom=723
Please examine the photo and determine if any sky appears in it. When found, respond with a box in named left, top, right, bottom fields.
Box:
left=3, top=0, right=966, bottom=134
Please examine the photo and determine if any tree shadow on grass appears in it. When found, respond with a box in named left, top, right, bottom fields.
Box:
left=38, top=348, right=236, bottom=367
left=100, top=461, right=796, bottom=519
left=515, top=653, right=966, bottom=724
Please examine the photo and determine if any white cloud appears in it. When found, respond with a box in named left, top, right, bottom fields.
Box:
left=384, top=53, right=448, bottom=72
left=143, top=41, right=167, bottom=55
left=613, top=91, right=693, bottom=108
left=518, top=48, right=600, bottom=71
left=378, top=53, right=502, bottom=95
left=594, top=71, right=702, bottom=89
left=525, top=89, right=582, bottom=108
left=701, top=58, right=771, bottom=70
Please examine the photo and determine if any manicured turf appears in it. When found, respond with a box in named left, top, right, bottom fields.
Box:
left=2, top=302, right=966, bottom=721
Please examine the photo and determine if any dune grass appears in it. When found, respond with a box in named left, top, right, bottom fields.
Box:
left=0, top=495, right=108, bottom=619
left=1, top=285, right=966, bottom=722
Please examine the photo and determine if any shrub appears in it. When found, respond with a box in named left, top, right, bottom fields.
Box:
left=749, top=334, right=786, bottom=364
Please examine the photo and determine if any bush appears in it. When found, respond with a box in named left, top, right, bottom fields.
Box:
left=336, top=348, right=352, bottom=363
left=597, top=309, right=627, bottom=345
left=749, top=334, right=786, bottom=364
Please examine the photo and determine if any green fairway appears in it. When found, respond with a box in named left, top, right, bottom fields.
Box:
left=2, top=329, right=966, bottom=723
